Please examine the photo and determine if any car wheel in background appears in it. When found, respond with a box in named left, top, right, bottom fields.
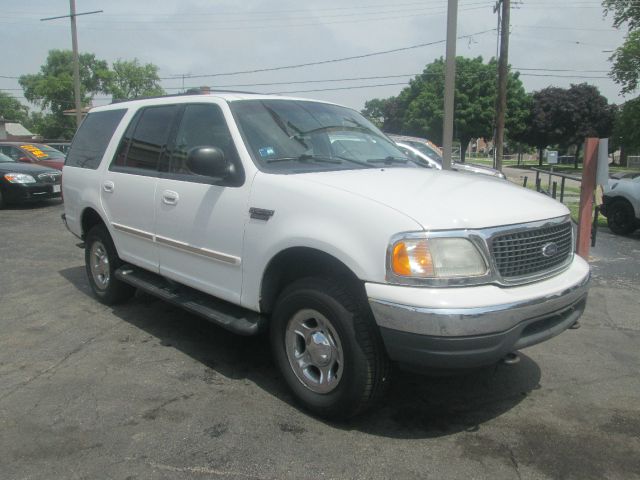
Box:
left=607, top=200, right=637, bottom=235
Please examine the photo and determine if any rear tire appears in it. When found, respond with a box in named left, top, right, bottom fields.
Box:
left=85, top=224, right=136, bottom=305
left=270, top=277, right=391, bottom=419
left=607, top=200, right=637, bottom=235
left=0, top=190, right=4, bottom=209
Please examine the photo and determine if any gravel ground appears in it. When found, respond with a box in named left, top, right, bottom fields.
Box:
left=1, top=201, right=639, bottom=480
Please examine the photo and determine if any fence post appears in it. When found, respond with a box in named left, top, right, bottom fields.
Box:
left=522, top=176, right=528, bottom=188
left=552, top=181, right=557, bottom=199
left=576, top=138, right=599, bottom=259
left=536, top=177, right=541, bottom=192
left=560, top=177, right=566, bottom=203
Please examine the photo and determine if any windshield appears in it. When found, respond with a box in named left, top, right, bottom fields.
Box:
left=0, top=152, right=15, bottom=163
left=230, top=99, right=415, bottom=173
left=20, top=144, right=66, bottom=161
left=405, top=140, right=443, bottom=164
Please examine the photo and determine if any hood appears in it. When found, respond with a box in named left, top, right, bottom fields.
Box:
left=296, top=167, right=569, bottom=230
left=0, top=161, right=60, bottom=175
left=453, top=162, right=504, bottom=178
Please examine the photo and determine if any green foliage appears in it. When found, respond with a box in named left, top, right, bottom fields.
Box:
left=361, top=57, right=529, bottom=162
left=17, top=50, right=165, bottom=139
left=517, top=84, right=616, bottom=164
left=603, top=0, right=640, bottom=29
left=604, top=0, right=640, bottom=93
left=610, top=29, right=640, bottom=94
left=18, top=50, right=111, bottom=138
left=107, top=59, right=165, bottom=100
left=613, top=96, right=640, bottom=154
left=0, top=91, right=29, bottom=124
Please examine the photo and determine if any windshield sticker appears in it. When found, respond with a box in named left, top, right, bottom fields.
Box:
left=258, top=147, right=275, bottom=158
left=20, top=144, right=49, bottom=159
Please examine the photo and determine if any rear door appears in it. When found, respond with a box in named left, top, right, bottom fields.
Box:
left=154, top=102, right=249, bottom=304
left=100, top=105, right=179, bottom=272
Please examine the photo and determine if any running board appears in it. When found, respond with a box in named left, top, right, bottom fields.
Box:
left=114, top=265, right=266, bottom=336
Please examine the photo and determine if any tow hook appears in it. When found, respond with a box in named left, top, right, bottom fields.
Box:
left=502, top=352, right=520, bottom=365
left=569, top=320, right=581, bottom=330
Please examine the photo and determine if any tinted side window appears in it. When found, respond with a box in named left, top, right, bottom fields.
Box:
left=169, top=104, right=240, bottom=175
left=116, top=105, right=177, bottom=172
left=66, top=109, right=126, bottom=169
left=112, top=111, right=140, bottom=168
left=0, top=146, right=23, bottom=160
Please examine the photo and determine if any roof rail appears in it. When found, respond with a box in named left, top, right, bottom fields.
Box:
left=110, top=87, right=264, bottom=104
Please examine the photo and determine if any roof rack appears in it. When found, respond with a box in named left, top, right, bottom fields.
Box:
left=110, top=87, right=264, bottom=104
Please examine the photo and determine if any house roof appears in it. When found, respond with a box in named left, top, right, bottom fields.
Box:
left=4, top=122, right=33, bottom=137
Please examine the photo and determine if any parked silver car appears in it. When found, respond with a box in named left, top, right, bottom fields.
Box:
left=389, top=134, right=506, bottom=179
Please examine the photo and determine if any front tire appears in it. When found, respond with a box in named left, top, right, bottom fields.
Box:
left=270, top=277, right=391, bottom=419
left=85, top=224, right=136, bottom=305
left=607, top=200, right=637, bottom=235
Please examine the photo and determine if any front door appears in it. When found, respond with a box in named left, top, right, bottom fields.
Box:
left=155, top=102, right=250, bottom=304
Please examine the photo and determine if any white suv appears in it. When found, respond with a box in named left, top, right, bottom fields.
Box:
left=62, top=92, right=590, bottom=418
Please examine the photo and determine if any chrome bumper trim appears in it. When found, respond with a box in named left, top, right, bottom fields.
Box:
left=369, top=272, right=590, bottom=337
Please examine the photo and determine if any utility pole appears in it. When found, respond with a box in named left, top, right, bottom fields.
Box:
left=442, top=0, right=458, bottom=171
left=41, top=4, right=103, bottom=129
left=494, top=0, right=510, bottom=171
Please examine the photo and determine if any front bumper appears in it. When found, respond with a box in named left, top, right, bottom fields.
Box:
left=1, top=182, right=62, bottom=203
left=367, top=255, right=590, bottom=369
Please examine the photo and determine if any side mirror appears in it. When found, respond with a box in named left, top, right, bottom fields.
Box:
left=18, top=156, right=31, bottom=163
left=186, top=146, right=231, bottom=178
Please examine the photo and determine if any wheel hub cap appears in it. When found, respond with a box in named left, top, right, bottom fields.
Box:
left=285, top=309, right=343, bottom=394
left=89, top=241, right=110, bottom=290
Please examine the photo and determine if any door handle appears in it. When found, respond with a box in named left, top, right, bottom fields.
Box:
left=103, top=181, right=114, bottom=193
left=162, top=190, right=179, bottom=205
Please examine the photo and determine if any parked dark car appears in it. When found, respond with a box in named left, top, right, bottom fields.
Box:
left=0, top=152, right=62, bottom=208
left=0, top=142, right=65, bottom=170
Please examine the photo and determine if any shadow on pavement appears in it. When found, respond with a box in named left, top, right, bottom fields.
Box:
left=60, top=265, right=540, bottom=439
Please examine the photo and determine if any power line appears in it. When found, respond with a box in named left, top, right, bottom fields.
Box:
left=160, top=28, right=496, bottom=80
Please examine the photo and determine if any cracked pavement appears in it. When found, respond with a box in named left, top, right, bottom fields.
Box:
left=1, top=201, right=639, bottom=480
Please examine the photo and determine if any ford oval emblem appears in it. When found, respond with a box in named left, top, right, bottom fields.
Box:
left=542, top=242, right=559, bottom=258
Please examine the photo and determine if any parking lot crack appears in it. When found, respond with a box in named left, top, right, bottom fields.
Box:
left=0, top=322, right=121, bottom=402
left=147, top=461, right=271, bottom=479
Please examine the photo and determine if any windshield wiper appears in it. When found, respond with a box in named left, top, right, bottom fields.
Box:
left=265, top=154, right=342, bottom=164
left=366, top=156, right=409, bottom=165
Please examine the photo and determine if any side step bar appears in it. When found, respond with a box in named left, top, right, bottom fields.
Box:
left=114, top=265, right=266, bottom=336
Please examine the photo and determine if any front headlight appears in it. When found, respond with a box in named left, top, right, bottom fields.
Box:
left=4, top=173, right=36, bottom=184
left=388, top=236, right=487, bottom=282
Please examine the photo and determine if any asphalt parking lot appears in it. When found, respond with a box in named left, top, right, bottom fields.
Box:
left=1, top=201, right=639, bottom=480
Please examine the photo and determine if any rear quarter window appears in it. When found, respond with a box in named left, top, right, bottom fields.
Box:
left=66, top=109, right=127, bottom=169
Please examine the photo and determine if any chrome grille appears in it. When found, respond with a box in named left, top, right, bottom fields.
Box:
left=491, top=221, right=573, bottom=279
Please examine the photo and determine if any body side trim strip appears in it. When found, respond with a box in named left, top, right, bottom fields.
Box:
left=111, top=223, right=241, bottom=266
left=155, top=235, right=241, bottom=265
left=112, top=222, right=154, bottom=240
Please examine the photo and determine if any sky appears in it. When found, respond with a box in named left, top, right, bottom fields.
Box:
left=0, top=0, right=631, bottom=113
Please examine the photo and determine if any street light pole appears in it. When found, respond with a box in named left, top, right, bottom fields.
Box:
left=442, top=0, right=458, bottom=171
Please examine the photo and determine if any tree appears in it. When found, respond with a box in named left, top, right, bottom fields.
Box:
left=613, top=96, right=640, bottom=165
left=107, top=59, right=165, bottom=100
left=516, top=88, right=568, bottom=165
left=19, top=49, right=111, bottom=138
left=610, top=30, right=640, bottom=94
left=517, top=84, right=616, bottom=166
left=362, top=57, right=528, bottom=162
left=603, top=0, right=640, bottom=93
left=0, top=91, right=29, bottom=124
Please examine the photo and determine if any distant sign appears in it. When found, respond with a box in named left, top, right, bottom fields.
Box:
left=547, top=151, right=558, bottom=164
